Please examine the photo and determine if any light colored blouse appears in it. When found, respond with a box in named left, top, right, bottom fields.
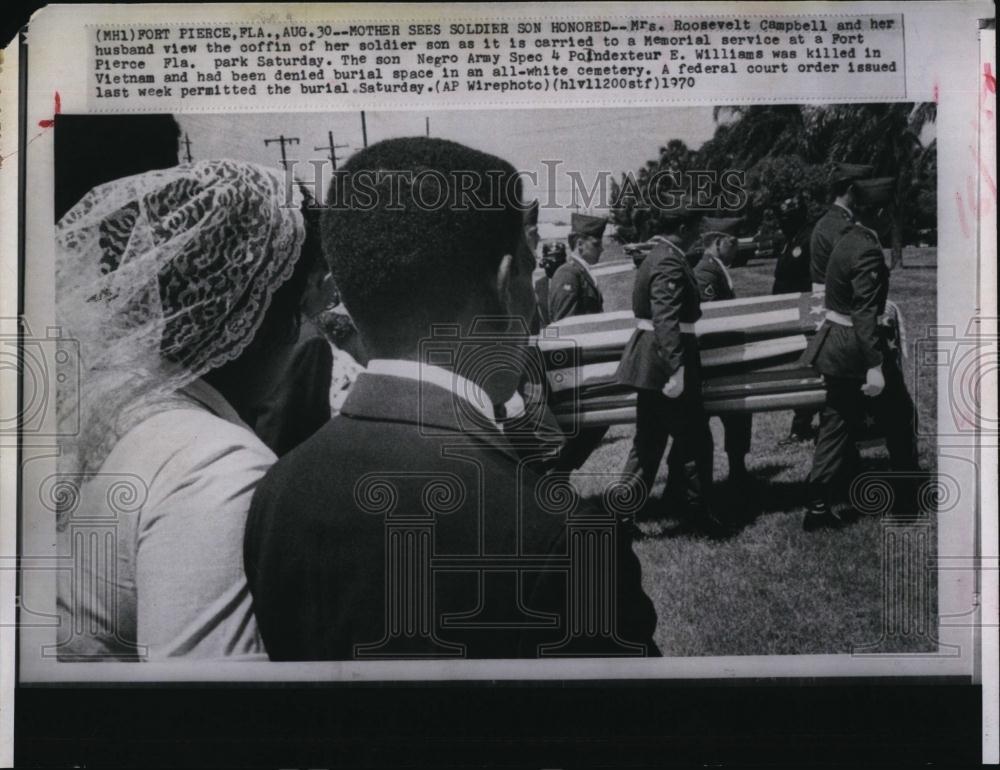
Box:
left=56, top=379, right=272, bottom=660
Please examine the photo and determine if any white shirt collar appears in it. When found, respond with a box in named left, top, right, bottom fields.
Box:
left=570, top=253, right=597, bottom=281
left=500, top=390, right=525, bottom=421
left=366, top=358, right=497, bottom=425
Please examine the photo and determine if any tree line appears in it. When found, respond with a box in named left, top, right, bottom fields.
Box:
left=609, top=103, right=937, bottom=260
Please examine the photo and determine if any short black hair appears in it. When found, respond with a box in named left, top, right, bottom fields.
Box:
left=829, top=178, right=855, bottom=200
left=321, top=137, right=524, bottom=354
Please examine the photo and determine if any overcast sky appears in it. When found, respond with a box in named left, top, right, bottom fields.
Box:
left=176, top=107, right=717, bottom=220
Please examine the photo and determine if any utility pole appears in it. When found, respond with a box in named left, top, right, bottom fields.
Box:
left=360, top=111, right=368, bottom=148
left=314, top=130, right=349, bottom=169
left=181, top=133, right=193, bottom=163
left=263, top=134, right=300, bottom=170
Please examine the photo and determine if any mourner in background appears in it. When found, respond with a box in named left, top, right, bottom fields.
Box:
left=616, top=199, right=728, bottom=536
left=253, top=196, right=335, bottom=457
left=802, top=177, right=921, bottom=531
left=772, top=195, right=820, bottom=442
left=685, top=217, right=752, bottom=486
left=810, top=162, right=874, bottom=289
left=772, top=195, right=814, bottom=295
left=532, top=242, right=567, bottom=331
left=245, top=138, right=658, bottom=659
left=548, top=213, right=611, bottom=472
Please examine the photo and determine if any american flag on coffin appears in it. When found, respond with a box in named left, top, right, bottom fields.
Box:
left=530, top=291, right=905, bottom=430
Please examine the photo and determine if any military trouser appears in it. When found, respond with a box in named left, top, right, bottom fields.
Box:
left=553, top=427, right=609, bottom=473
left=789, top=408, right=818, bottom=438
left=807, top=363, right=919, bottom=509
left=720, top=413, right=752, bottom=457
left=622, top=386, right=714, bottom=518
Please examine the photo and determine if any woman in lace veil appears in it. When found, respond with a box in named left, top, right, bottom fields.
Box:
left=54, top=159, right=320, bottom=660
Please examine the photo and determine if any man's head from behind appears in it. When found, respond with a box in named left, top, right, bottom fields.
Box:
left=828, top=162, right=875, bottom=208
left=321, top=137, right=533, bottom=360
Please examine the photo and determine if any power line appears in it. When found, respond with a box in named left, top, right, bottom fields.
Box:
left=314, top=130, right=349, bottom=170
left=263, top=134, right=301, bottom=170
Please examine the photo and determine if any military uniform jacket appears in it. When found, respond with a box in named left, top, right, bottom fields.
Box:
left=806, top=224, right=889, bottom=379
left=693, top=254, right=736, bottom=302
left=548, top=257, right=603, bottom=321
left=772, top=225, right=813, bottom=294
left=616, top=239, right=702, bottom=391
left=809, top=204, right=853, bottom=284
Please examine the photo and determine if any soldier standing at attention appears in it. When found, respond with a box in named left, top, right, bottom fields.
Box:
left=548, top=213, right=610, bottom=472
left=616, top=200, right=726, bottom=536
left=810, top=162, right=874, bottom=289
left=689, top=217, right=752, bottom=486
left=803, top=178, right=921, bottom=531
left=549, top=213, right=606, bottom=320
left=773, top=195, right=819, bottom=442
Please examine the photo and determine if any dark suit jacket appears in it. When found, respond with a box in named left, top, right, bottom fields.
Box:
left=772, top=225, right=813, bottom=294
left=532, top=273, right=551, bottom=332
left=549, top=258, right=604, bottom=321
left=806, top=225, right=889, bottom=379
left=809, top=204, right=853, bottom=284
left=253, top=319, right=333, bottom=457
left=244, top=371, right=659, bottom=660
left=616, top=240, right=702, bottom=392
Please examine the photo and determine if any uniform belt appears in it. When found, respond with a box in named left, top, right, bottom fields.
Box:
left=811, top=282, right=825, bottom=292
left=636, top=318, right=696, bottom=334
left=825, top=309, right=853, bottom=327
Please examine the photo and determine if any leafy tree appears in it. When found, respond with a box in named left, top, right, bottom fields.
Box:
left=610, top=104, right=937, bottom=258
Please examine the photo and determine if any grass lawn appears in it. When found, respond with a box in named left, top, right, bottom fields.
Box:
left=573, top=246, right=939, bottom=656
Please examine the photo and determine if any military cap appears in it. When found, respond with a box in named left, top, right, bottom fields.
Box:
left=570, top=212, right=607, bottom=239
left=828, top=162, right=875, bottom=186
left=523, top=199, right=539, bottom=228
left=658, top=193, right=702, bottom=222
left=700, top=216, right=742, bottom=239
left=852, top=176, right=896, bottom=207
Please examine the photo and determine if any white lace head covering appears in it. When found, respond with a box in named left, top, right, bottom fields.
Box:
left=56, top=159, right=306, bottom=488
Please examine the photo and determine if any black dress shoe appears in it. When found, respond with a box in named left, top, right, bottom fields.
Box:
left=697, top=512, right=735, bottom=540
left=802, top=507, right=849, bottom=532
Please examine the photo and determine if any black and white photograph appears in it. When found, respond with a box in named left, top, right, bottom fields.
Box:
left=2, top=2, right=994, bottom=766
left=46, top=103, right=941, bottom=663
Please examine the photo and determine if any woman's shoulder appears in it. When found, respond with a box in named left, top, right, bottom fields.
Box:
left=102, top=404, right=276, bottom=493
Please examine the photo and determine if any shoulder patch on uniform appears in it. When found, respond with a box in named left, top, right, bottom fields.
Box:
left=704, top=284, right=715, bottom=297
left=792, top=246, right=802, bottom=258
left=561, top=283, right=573, bottom=291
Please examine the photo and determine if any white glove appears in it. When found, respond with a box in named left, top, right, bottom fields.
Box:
left=861, top=365, right=885, bottom=398
left=662, top=366, right=685, bottom=399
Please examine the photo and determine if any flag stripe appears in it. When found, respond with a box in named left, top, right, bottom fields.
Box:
left=554, top=389, right=827, bottom=428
